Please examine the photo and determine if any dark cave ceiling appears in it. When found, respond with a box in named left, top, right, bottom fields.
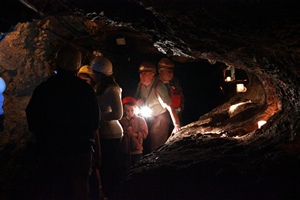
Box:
left=0, top=0, right=300, bottom=199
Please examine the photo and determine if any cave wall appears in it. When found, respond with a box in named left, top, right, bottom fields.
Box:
left=0, top=0, right=300, bottom=199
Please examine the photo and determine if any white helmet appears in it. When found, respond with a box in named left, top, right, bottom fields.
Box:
left=91, top=57, right=113, bottom=76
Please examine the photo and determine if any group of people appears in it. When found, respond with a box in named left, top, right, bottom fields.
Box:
left=25, top=43, right=184, bottom=200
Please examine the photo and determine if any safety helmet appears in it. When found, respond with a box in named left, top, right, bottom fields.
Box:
left=122, top=96, right=137, bottom=105
left=138, top=61, right=156, bottom=74
left=158, top=58, right=174, bottom=69
left=55, top=43, right=81, bottom=71
left=77, top=65, right=93, bottom=77
left=91, top=57, right=113, bottom=76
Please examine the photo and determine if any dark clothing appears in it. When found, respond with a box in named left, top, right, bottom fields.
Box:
left=37, top=151, right=92, bottom=200
left=26, top=71, right=99, bottom=156
left=100, top=138, right=122, bottom=198
left=26, top=71, right=99, bottom=199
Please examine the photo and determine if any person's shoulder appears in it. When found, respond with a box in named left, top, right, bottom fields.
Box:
left=156, top=80, right=166, bottom=90
left=107, top=84, right=122, bottom=93
left=34, top=76, right=54, bottom=89
left=153, top=78, right=163, bottom=86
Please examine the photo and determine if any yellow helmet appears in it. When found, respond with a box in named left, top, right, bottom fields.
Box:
left=77, top=65, right=93, bottom=77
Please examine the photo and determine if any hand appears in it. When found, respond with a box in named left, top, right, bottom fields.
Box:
left=131, top=132, right=139, bottom=137
left=136, top=99, right=143, bottom=107
left=127, top=126, right=134, bottom=136
left=171, top=125, right=181, bottom=136
left=127, top=126, right=132, bottom=132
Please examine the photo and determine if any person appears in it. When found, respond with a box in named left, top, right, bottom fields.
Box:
left=158, top=57, right=185, bottom=125
left=77, top=64, right=95, bottom=86
left=119, top=96, right=148, bottom=173
left=0, top=77, right=6, bottom=131
left=77, top=64, right=105, bottom=200
left=26, top=43, right=99, bottom=200
left=135, top=61, right=181, bottom=154
left=91, top=56, right=123, bottom=199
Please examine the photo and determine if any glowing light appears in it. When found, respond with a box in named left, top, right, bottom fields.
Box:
left=236, top=83, right=247, bottom=92
left=258, top=120, right=267, bottom=129
left=225, top=76, right=232, bottom=82
left=140, top=106, right=152, bottom=118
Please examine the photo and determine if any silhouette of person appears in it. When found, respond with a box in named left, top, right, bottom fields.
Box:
left=26, top=43, right=99, bottom=200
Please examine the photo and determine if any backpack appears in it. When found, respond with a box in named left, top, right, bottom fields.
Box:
left=169, top=85, right=181, bottom=109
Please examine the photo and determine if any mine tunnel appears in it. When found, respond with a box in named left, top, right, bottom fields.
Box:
left=0, top=0, right=300, bottom=199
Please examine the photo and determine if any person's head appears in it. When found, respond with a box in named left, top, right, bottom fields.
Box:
left=158, top=58, right=174, bottom=82
left=139, top=61, right=156, bottom=86
left=77, top=65, right=94, bottom=86
left=91, top=56, right=113, bottom=83
left=122, top=96, right=138, bottom=118
left=55, top=43, right=81, bottom=73
left=91, top=56, right=118, bottom=95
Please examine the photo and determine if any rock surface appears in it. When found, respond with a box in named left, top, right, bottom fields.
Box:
left=0, top=0, right=299, bottom=199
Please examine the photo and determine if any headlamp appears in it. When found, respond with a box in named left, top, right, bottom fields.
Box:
left=140, top=106, right=152, bottom=118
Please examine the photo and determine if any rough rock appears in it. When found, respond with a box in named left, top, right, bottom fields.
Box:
left=0, top=0, right=299, bottom=199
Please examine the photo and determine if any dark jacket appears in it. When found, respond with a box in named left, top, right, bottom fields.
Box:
left=26, top=71, right=99, bottom=156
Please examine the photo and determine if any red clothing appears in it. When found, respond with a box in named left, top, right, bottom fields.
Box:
left=119, top=115, right=148, bottom=154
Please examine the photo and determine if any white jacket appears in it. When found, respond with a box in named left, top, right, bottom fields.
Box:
left=97, top=85, right=123, bottom=139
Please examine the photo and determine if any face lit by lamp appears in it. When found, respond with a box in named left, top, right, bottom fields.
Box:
left=140, top=71, right=155, bottom=86
left=159, top=68, right=174, bottom=82
left=78, top=73, right=93, bottom=86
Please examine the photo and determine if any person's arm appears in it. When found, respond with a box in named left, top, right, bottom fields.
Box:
left=156, top=82, right=181, bottom=134
left=165, top=104, right=181, bottom=134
